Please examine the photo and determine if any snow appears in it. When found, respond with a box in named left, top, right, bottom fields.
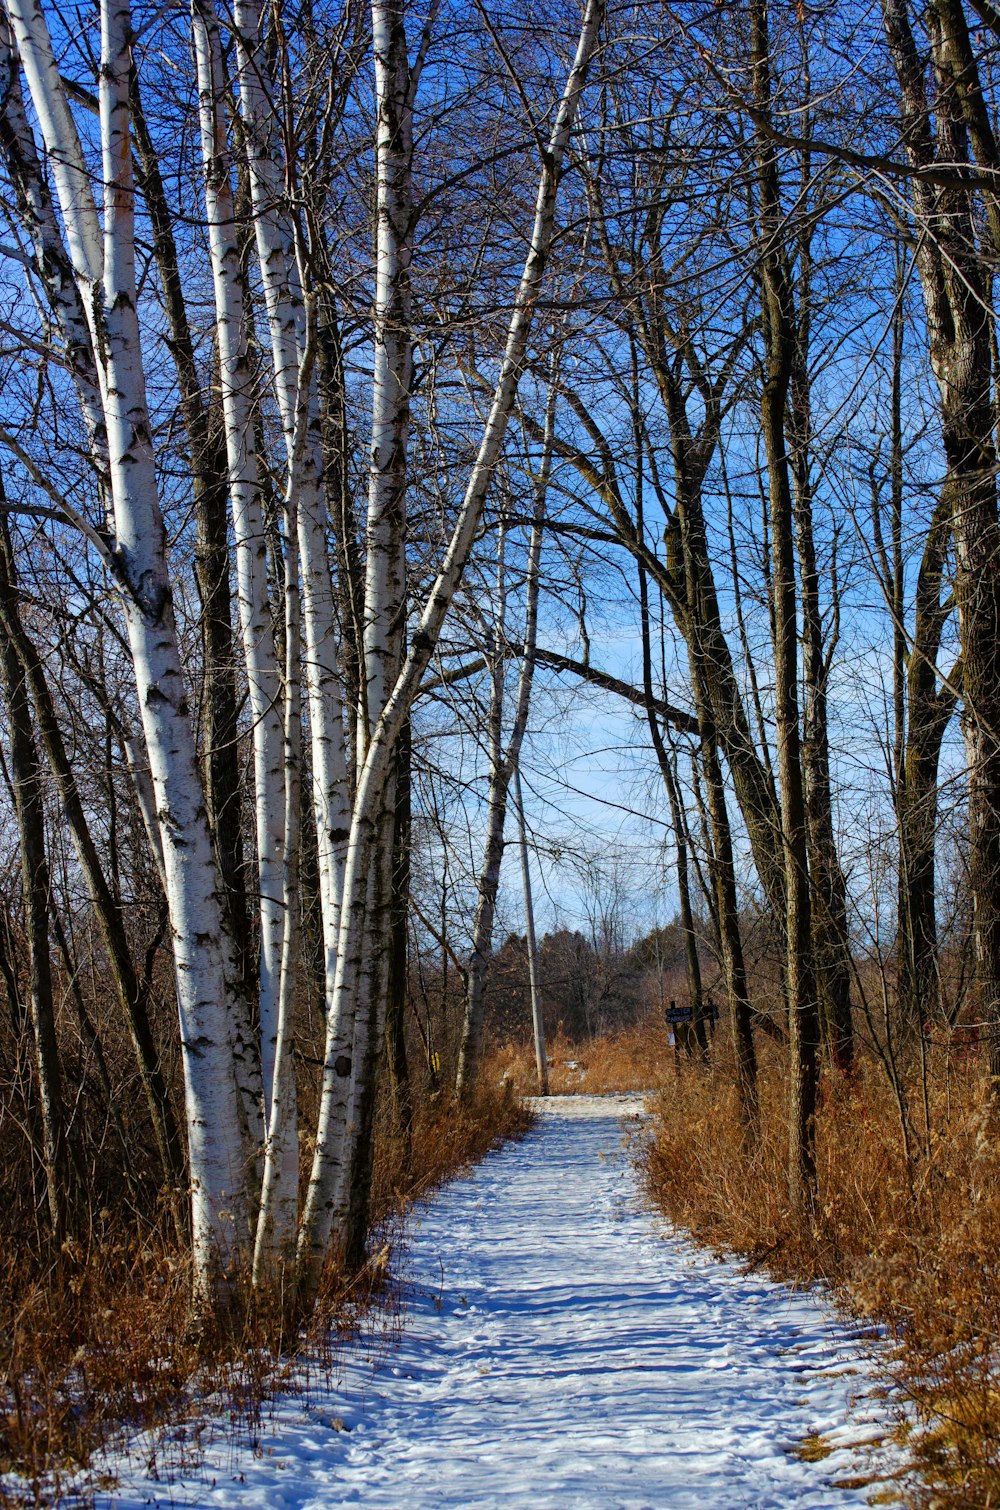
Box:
left=85, top=1095, right=905, bottom=1508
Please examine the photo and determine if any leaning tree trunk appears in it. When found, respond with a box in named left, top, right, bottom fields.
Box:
left=103, top=0, right=252, bottom=1298
left=296, top=0, right=605, bottom=1301
left=455, top=377, right=552, bottom=1098
left=692, top=664, right=759, bottom=1131
left=0, top=13, right=106, bottom=463
left=630, top=361, right=707, bottom=1057
left=657, top=392, right=759, bottom=1117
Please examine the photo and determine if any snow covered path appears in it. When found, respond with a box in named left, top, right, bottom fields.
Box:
left=94, top=1096, right=902, bottom=1509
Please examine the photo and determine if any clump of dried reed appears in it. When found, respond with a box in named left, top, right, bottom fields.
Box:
left=487, top=1022, right=673, bottom=1095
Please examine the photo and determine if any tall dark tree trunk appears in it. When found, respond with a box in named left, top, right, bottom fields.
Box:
left=0, top=565, right=68, bottom=1241
left=869, top=292, right=958, bottom=1046
left=663, top=404, right=759, bottom=1117
left=700, top=714, right=759, bottom=1129
left=880, top=0, right=1000, bottom=1092
left=0, top=519, right=185, bottom=1208
left=659, top=393, right=759, bottom=1122
left=940, top=399, right=1000, bottom=1079
left=633, top=420, right=707, bottom=1053
left=897, top=497, right=958, bottom=1038
left=750, top=0, right=821, bottom=1210
left=787, top=184, right=854, bottom=1073
left=384, top=722, right=412, bottom=1147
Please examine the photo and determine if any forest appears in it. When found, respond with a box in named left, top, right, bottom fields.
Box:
left=1, top=0, right=1000, bottom=1498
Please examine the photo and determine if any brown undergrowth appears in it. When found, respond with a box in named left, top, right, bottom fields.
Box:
left=0, top=1081, right=531, bottom=1507
left=642, top=1036, right=1000, bottom=1508
left=487, top=1023, right=672, bottom=1095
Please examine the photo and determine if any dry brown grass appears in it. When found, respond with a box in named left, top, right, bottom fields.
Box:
left=642, top=1035, right=1000, bottom=1507
left=486, top=1021, right=673, bottom=1095
left=22, top=1008, right=1000, bottom=1508
left=0, top=1080, right=532, bottom=1506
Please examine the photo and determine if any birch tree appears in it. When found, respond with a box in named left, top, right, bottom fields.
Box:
left=297, top=0, right=605, bottom=1296
left=3, top=0, right=252, bottom=1305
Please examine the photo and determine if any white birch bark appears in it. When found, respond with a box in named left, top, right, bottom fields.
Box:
left=307, top=0, right=442, bottom=1261
left=191, top=0, right=285, bottom=1135
left=334, top=764, right=399, bottom=1246
left=336, top=858, right=377, bottom=1212
left=328, top=0, right=423, bottom=1253
left=231, top=0, right=350, bottom=1109
left=254, top=338, right=316, bottom=1278
left=95, top=0, right=249, bottom=1299
left=9, top=0, right=253, bottom=1301
left=2, top=0, right=101, bottom=285
left=0, top=14, right=106, bottom=460
left=363, top=0, right=416, bottom=739
left=297, top=0, right=604, bottom=1298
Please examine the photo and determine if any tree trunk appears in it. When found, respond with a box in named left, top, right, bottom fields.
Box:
left=631, top=361, right=707, bottom=1057
left=0, top=516, right=185, bottom=1207
left=880, top=0, right=1000, bottom=1096
left=897, top=497, right=958, bottom=1039
left=0, top=586, right=68, bottom=1242
left=130, top=69, right=251, bottom=1006
left=296, top=0, right=605, bottom=1300
left=788, top=306, right=854, bottom=1074
left=254, top=421, right=307, bottom=1282
left=109, top=0, right=251, bottom=1299
left=384, top=722, right=412, bottom=1147
left=515, top=767, right=548, bottom=1095
left=455, top=364, right=554, bottom=1096
left=231, top=0, right=351, bottom=1146
left=750, top=0, right=821, bottom=1211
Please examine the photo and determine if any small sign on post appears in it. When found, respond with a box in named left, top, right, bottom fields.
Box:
left=665, top=1004, right=693, bottom=1025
